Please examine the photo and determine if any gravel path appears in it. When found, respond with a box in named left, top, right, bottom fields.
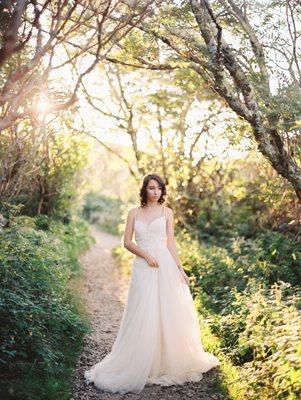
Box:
left=71, top=225, right=226, bottom=400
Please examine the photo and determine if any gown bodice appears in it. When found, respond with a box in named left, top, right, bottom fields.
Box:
left=134, top=209, right=167, bottom=250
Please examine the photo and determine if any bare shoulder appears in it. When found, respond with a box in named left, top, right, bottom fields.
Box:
left=128, top=206, right=139, bottom=217
left=164, top=206, right=174, bottom=217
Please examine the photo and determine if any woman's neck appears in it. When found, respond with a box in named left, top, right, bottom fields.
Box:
left=145, top=202, right=160, bottom=209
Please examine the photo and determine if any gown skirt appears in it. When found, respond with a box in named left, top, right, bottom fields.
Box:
left=84, top=211, right=220, bottom=394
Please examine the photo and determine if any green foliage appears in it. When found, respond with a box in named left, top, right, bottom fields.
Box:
left=82, top=192, right=123, bottom=235
left=0, top=215, right=93, bottom=400
left=194, top=155, right=301, bottom=240
left=0, top=117, right=89, bottom=218
left=178, top=227, right=301, bottom=400
left=113, top=244, right=135, bottom=277
left=178, top=228, right=300, bottom=310
left=28, top=133, right=89, bottom=217
left=220, top=282, right=301, bottom=400
left=0, top=201, right=24, bottom=229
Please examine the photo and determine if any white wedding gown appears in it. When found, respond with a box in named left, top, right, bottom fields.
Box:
left=84, top=206, right=220, bottom=394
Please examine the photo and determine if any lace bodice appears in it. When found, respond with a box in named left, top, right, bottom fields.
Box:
left=134, top=206, right=167, bottom=249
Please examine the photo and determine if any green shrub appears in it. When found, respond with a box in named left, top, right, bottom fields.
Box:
left=237, top=282, right=300, bottom=399
left=177, top=227, right=300, bottom=315
left=178, top=227, right=301, bottom=400
left=0, top=215, right=92, bottom=400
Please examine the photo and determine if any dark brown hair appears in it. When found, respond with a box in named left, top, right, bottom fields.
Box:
left=139, top=173, right=166, bottom=207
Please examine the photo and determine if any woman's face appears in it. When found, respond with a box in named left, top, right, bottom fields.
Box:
left=146, top=179, right=162, bottom=202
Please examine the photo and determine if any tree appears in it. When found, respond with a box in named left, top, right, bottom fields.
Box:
left=189, top=0, right=301, bottom=199
left=0, top=0, right=157, bottom=211
left=0, top=0, right=156, bottom=131
left=109, top=0, right=301, bottom=200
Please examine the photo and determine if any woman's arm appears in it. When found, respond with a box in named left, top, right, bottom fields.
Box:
left=123, top=208, right=159, bottom=268
left=166, top=208, right=184, bottom=272
left=166, top=208, right=190, bottom=285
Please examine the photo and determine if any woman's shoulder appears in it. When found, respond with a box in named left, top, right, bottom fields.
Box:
left=164, top=206, right=173, bottom=215
left=128, top=206, right=140, bottom=216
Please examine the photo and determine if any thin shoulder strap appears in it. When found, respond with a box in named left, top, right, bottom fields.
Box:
left=163, top=205, right=165, bottom=217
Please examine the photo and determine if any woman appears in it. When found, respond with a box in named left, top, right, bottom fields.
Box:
left=84, top=173, right=220, bottom=394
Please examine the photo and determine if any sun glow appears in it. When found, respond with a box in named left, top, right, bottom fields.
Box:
left=37, top=95, right=51, bottom=114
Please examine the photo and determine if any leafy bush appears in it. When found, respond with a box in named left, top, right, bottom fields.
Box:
left=222, top=282, right=301, bottom=400
left=0, top=215, right=93, bottom=399
left=177, top=227, right=301, bottom=400
left=1, top=129, right=89, bottom=218
left=177, top=228, right=300, bottom=313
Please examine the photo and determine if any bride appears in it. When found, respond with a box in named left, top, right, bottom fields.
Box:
left=84, top=172, right=220, bottom=394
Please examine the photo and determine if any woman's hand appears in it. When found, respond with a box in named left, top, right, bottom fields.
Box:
left=144, top=252, right=159, bottom=268
left=179, top=268, right=190, bottom=285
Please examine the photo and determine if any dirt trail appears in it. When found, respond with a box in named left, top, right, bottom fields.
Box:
left=71, top=225, right=225, bottom=400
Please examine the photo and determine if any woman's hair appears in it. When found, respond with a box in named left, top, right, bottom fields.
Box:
left=139, top=173, right=166, bottom=207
